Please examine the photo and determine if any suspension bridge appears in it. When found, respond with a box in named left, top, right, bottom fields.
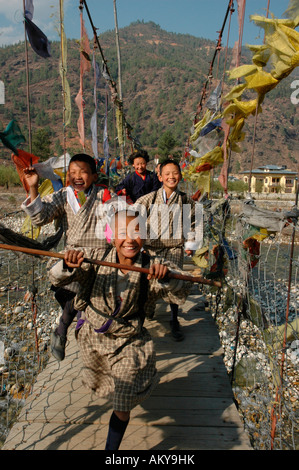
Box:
left=1, top=0, right=299, bottom=452
left=1, top=272, right=251, bottom=451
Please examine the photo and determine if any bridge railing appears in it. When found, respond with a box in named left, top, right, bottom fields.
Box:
left=0, top=198, right=298, bottom=450
left=0, top=211, right=59, bottom=448
left=199, top=197, right=299, bottom=450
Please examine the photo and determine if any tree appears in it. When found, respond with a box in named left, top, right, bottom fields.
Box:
left=157, top=130, right=178, bottom=159
left=54, top=139, right=63, bottom=156
left=235, top=161, right=241, bottom=173
left=31, top=128, right=51, bottom=160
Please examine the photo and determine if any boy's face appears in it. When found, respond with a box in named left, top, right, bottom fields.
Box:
left=113, top=214, right=144, bottom=262
left=67, top=161, right=97, bottom=192
left=133, top=157, right=147, bottom=175
left=159, top=163, right=182, bottom=191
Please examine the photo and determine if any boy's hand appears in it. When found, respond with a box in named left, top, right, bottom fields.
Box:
left=23, top=166, right=39, bottom=202
left=185, top=249, right=193, bottom=257
left=64, top=250, right=84, bottom=268
left=147, top=263, right=169, bottom=280
left=23, top=166, right=39, bottom=188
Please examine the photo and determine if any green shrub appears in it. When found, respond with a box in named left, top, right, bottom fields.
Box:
left=0, top=165, right=21, bottom=186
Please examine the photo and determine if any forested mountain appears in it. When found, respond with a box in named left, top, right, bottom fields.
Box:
left=0, top=21, right=298, bottom=173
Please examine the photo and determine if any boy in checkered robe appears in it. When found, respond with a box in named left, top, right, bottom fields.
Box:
left=21, top=154, right=111, bottom=360
left=48, top=208, right=191, bottom=450
left=134, top=159, right=203, bottom=341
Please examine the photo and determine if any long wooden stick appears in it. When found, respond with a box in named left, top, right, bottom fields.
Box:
left=0, top=243, right=222, bottom=287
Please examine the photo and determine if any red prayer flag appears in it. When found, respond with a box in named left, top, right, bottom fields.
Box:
left=11, top=149, right=39, bottom=193
left=75, top=11, right=91, bottom=149
left=195, top=163, right=212, bottom=173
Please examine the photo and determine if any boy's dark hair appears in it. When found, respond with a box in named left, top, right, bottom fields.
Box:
left=159, top=158, right=181, bottom=174
left=128, top=150, right=149, bottom=165
left=69, top=154, right=97, bottom=174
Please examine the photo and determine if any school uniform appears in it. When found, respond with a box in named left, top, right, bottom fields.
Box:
left=49, top=247, right=190, bottom=412
left=115, top=170, right=161, bottom=203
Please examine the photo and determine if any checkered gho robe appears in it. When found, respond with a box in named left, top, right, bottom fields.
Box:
left=49, top=247, right=190, bottom=411
left=134, top=188, right=202, bottom=268
left=21, top=185, right=109, bottom=249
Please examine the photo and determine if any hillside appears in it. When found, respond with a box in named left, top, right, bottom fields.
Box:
left=0, top=21, right=298, bottom=174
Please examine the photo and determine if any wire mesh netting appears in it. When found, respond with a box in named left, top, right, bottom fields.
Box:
left=199, top=196, right=299, bottom=450
left=0, top=212, right=60, bottom=448
left=0, top=196, right=298, bottom=450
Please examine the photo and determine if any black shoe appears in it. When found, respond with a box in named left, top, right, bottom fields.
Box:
left=50, top=330, right=67, bottom=361
left=170, top=320, right=184, bottom=341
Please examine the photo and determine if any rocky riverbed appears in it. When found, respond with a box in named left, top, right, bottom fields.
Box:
left=0, top=214, right=60, bottom=447
left=206, top=283, right=299, bottom=450
left=0, top=298, right=60, bottom=445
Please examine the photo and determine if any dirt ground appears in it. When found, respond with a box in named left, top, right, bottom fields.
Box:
left=0, top=187, right=27, bottom=217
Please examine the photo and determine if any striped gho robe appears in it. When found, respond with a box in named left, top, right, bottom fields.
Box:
left=21, top=184, right=112, bottom=297
left=21, top=184, right=111, bottom=249
left=48, top=246, right=191, bottom=411
left=134, top=187, right=203, bottom=268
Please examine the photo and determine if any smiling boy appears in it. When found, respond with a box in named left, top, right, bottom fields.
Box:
left=21, top=154, right=111, bottom=360
left=48, top=208, right=190, bottom=449
left=134, top=159, right=203, bottom=340
left=115, top=150, right=161, bottom=203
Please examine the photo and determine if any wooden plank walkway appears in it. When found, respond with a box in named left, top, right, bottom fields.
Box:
left=2, top=284, right=252, bottom=450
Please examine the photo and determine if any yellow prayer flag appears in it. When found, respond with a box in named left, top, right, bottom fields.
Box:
left=190, top=110, right=212, bottom=143
left=199, top=146, right=223, bottom=166
left=21, top=216, right=41, bottom=240
left=223, top=83, right=247, bottom=102
left=228, top=64, right=258, bottom=80
left=247, top=44, right=271, bottom=67
left=21, top=179, right=54, bottom=239
left=223, top=98, right=260, bottom=118
left=244, top=70, right=278, bottom=95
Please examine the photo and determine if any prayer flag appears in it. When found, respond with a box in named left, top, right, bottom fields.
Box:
left=0, top=120, right=26, bottom=154
left=91, top=52, right=100, bottom=159
left=11, top=149, right=39, bottom=193
left=59, top=0, right=71, bottom=127
left=24, top=0, right=34, bottom=20
left=75, top=12, right=91, bottom=148
left=24, top=17, right=51, bottom=58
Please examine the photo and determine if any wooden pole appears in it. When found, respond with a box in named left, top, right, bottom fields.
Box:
left=113, top=0, right=122, bottom=103
left=59, top=0, right=67, bottom=184
left=0, top=243, right=222, bottom=287
left=113, top=0, right=125, bottom=167
left=23, top=0, right=32, bottom=153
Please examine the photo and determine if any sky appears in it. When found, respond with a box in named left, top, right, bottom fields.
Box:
left=0, top=0, right=293, bottom=49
